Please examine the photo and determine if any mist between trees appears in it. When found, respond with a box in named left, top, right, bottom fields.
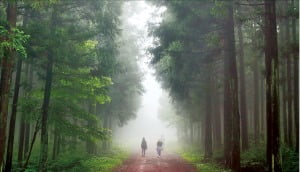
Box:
left=0, top=0, right=298, bottom=172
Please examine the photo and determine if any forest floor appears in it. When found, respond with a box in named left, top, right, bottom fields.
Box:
left=113, top=152, right=198, bottom=172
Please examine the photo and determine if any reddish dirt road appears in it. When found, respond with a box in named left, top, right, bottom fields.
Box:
left=114, top=152, right=198, bottom=172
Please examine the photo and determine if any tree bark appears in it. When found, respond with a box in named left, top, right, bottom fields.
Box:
left=264, top=0, right=282, bottom=171
left=18, top=118, right=25, bottom=163
left=223, top=1, right=240, bottom=171
left=204, top=65, right=212, bottom=159
left=278, top=19, right=288, bottom=144
left=86, top=102, right=96, bottom=154
left=52, top=126, right=58, bottom=160
left=56, top=135, right=61, bottom=157
left=253, top=53, right=260, bottom=144
left=39, top=52, right=53, bottom=171
left=24, top=64, right=33, bottom=157
left=291, top=0, right=299, bottom=153
left=24, top=123, right=30, bottom=158
left=260, top=70, right=265, bottom=140
left=283, top=2, right=293, bottom=147
left=0, top=1, right=17, bottom=168
left=237, top=15, right=249, bottom=151
left=213, top=78, right=221, bottom=150
left=39, top=6, right=57, bottom=171
left=5, top=59, right=23, bottom=171
left=22, top=118, right=41, bottom=171
left=282, top=60, right=288, bottom=144
left=189, top=117, right=194, bottom=144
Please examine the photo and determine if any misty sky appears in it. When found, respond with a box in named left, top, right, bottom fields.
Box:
left=114, top=1, right=177, bottom=153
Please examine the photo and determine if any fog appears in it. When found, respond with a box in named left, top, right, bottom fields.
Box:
left=113, top=1, right=177, bottom=153
left=114, top=67, right=178, bottom=152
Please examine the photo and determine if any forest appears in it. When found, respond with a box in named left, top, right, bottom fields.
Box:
left=0, top=0, right=299, bottom=172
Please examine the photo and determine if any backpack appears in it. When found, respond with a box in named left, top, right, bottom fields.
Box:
left=157, top=141, right=162, bottom=147
left=141, top=140, right=147, bottom=149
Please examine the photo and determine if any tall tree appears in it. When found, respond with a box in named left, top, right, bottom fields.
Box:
left=236, top=9, right=249, bottom=151
left=4, top=59, right=23, bottom=171
left=291, top=0, right=298, bottom=153
left=223, top=1, right=240, bottom=171
left=0, top=1, right=17, bottom=168
left=204, top=64, right=212, bottom=159
left=253, top=51, right=260, bottom=144
left=284, top=0, right=293, bottom=148
left=39, top=6, right=56, bottom=170
left=264, top=0, right=282, bottom=171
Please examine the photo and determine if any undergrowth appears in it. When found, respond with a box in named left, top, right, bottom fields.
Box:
left=13, top=146, right=128, bottom=172
left=178, top=148, right=231, bottom=172
left=67, top=147, right=128, bottom=172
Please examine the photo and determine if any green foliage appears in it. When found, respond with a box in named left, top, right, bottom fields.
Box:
left=178, top=148, right=231, bottom=172
left=240, top=144, right=299, bottom=171
left=27, top=0, right=60, bottom=9
left=210, top=1, right=226, bottom=18
left=0, top=26, right=30, bottom=58
left=167, top=41, right=183, bottom=52
left=149, top=0, right=221, bottom=134
left=205, top=32, right=220, bottom=48
left=281, top=145, right=299, bottom=172
left=70, top=147, right=128, bottom=172
left=47, top=150, right=89, bottom=171
left=240, top=144, right=266, bottom=167
left=18, top=90, right=42, bottom=121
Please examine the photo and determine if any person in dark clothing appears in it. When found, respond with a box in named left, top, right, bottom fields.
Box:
left=156, top=139, right=163, bottom=157
left=141, top=137, right=147, bottom=157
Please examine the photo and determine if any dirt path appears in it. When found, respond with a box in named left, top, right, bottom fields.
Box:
left=114, top=152, right=198, bottom=172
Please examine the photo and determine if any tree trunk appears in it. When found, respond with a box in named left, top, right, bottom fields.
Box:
left=213, top=79, right=221, bottom=150
left=278, top=19, right=288, bottom=144
left=39, top=6, right=57, bottom=170
left=56, top=135, right=61, bottom=157
left=86, top=102, right=96, bottom=154
left=204, top=66, right=212, bottom=159
left=39, top=52, right=54, bottom=171
left=253, top=54, right=260, bottom=144
left=284, top=4, right=293, bottom=147
left=197, top=122, right=201, bottom=146
left=5, top=59, right=23, bottom=171
left=24, top=63, right=33, bottom=158
left=223, top=1, right=240, bottom=171
left=0, top=1, right=17, bottom=168
left=24, top=123, right=30, bottom=158
left=264, top=0, right=282, bottom=171
left=189, top=118, right=194, bottom=144
left=282, top=60, right=288, bottom=144
left=260, top=71, right=265, bottom=140
left=22, top=118, right=41, bottom=171
left=102, top=111, right=110, bottom=150
left=286, top=54, right=293, bottom=147
left=18, top=118, right=25, bottom=163
left=237, top=15, right=248, bottom=151
left=52, top=126, right=58, bottom=160
left=291, top=0, right=299, bottom=153
left=223, top=35, right=232, bottom=168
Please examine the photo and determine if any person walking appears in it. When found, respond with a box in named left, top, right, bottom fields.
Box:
left=156, top=139, right=163, bottom=157
left=141, top=137, right=147, bottom=157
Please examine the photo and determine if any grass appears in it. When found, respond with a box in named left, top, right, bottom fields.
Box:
left=240, top=142, right=299, bottom=172
left=68, top=147, right=129, bottom=172
left=12, top=146, right=129, bottom=172
left=178, top=148, right=231, bottom=172
left=240, top=143, right=266, bottom=168
left=281, top=145, right=299, bottom=172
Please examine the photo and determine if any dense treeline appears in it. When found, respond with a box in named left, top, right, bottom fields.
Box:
left=0, top=0, right=299, bottom=172
left=0, top=0, right=142, bottom=171
left=149, top=0, right=298, bottom=172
